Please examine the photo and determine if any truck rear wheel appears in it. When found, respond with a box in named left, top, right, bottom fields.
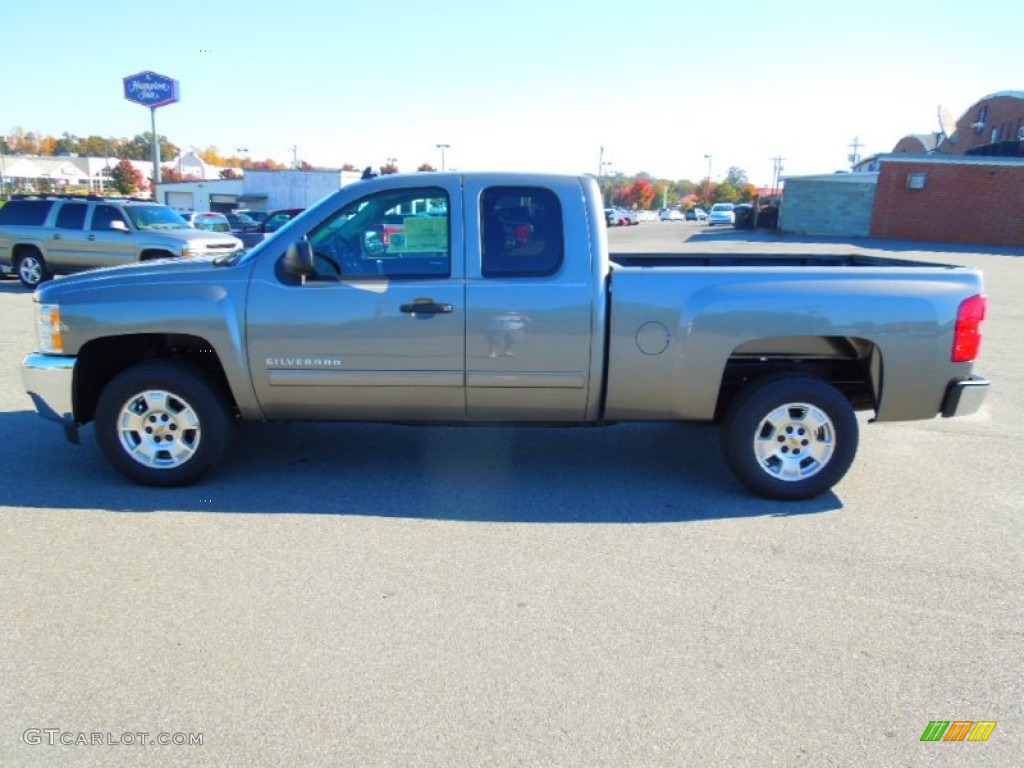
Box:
left=15, top=248, right=51, bottom=289
left=95, top=362, right=232, bottom=486
left=722, top=375, right=858, bottom=500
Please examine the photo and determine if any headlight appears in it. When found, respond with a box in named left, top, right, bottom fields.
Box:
left=36, top=302, right=64, bottom=354
left=181, top=244, right=197, bottom=258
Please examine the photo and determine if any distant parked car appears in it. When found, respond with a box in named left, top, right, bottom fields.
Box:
left=233, top=209, right=268, bottom=224
left=225, top=212, right=259, bottom=230
left=616, top=207, right=639, bottom=226
left=262, top=208, right=304, bottom=234
left=708, top=203, right=736, bottom=226
left=183, top=211, right=232, bottom=233
left=659, top=209, right=684, bottom=221
left=224, top=212, right=264, bottom=248
left=733, top=203, right=755, bottom=229
left=685, top=207, right=708, bottom=222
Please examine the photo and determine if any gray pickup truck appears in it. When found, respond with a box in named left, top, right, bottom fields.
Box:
left=21, top=173, right=989, bottom=499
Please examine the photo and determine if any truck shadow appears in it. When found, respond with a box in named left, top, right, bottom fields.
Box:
left=1, top=411, right=841, bottom=522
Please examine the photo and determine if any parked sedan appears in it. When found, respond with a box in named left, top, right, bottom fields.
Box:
left=659, top=209, right=684, bottom=221
left=262, top=208, right=304, bottom=234
left=685, top=207, right=709, bottom=222
left=183, top=211, right=232, bottom=232
left=707, top=203, right=736, bottom=226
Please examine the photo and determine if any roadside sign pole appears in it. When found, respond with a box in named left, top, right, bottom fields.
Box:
left=151, top=106, right=161, bottom=198
left=123, top=70, right=179, bottom=201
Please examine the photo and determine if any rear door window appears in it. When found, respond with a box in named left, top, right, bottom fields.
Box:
left=55, top=203, right=88, bottom=230
left=481, top=187, right=563, bottom=277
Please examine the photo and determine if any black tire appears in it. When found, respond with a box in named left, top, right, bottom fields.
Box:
left=15, top=248, right=51, bottom=289
left=722, top=375, right=858, bottom=500
left=95, top=362, right=232, bottom=487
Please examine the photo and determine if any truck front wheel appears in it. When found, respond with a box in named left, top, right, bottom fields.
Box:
left=722, top=375, right=858, bottom=500
left=15, top=248, right=51, bottom=289
left=95, top=362, right=232, bottom=486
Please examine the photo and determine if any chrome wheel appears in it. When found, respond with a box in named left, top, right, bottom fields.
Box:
left=17, top=253, right=47, bottom=287
left=722, top=375, right=857, bottom=500
left=116, top=389, right=202, bottom=469
left=752, top=402, right=836, bottom=481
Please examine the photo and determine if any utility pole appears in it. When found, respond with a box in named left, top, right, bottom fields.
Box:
left=847, top=137, right=862, bottom=169
left=771, top=156, right=784, bottom=196
left=436, top=143, right=449, bottom=172
left=290, top=145, right=299, bottom=169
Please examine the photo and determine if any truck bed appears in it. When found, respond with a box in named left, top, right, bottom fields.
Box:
left=610, top=252, right=959, bottom=269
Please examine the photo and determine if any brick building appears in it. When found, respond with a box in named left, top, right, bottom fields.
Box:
left=892, top=91, right=1024, bottom=158
left=870, top=155, right=1024, bottom=248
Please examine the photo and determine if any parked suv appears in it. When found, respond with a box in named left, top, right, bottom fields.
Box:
left=0, top=195, right=243, bottom=288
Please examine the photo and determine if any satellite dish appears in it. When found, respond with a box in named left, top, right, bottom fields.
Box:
left=937, top=105, right=956, bottom=138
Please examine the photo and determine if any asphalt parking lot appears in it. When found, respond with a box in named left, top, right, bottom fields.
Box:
left=1, top=222, right=1021, bottom=767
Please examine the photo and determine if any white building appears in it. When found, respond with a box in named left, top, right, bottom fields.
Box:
left=0, top=155, right=154, bottom=194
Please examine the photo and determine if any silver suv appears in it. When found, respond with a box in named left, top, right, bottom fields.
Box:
left=0, top=195, right=243, bottom=288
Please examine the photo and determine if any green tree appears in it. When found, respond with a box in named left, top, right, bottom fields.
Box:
left=715, top=180, right=740, bottom=203
left=110, top=159, right=143, bottom=195
left=124, top=133, right=179, bottom=162
left=725, top=167, right=748, bottom=189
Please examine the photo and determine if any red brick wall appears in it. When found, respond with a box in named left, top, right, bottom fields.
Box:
left=871, top=160, right=1024, bottom=248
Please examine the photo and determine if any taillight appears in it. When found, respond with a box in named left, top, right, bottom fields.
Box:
left=952, top=294, right=986, bottom=362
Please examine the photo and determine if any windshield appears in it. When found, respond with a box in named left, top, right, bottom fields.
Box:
left=123, top=204, right=189, bottom=230
left=711, top=203, right=734, bottom=212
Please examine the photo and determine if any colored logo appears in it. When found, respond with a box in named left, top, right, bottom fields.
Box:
left=921, top=721, right=997, bottom=742
left=123, top=71, right=180, bottom=109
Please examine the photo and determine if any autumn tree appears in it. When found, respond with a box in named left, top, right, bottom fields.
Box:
left=110, top=159, right=143, bottom=195
left=199, top=146, right=226, bottom=166
left=379, top=162, right=399, bottom=175
left=417, top=162, right=436, bottom=172
left=160, top=166, right=184, bottom=183
left=219, top=168, right=241, bottom=180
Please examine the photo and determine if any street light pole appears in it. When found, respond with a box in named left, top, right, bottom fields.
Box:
left=436, top=143, right=449, bottom=172
left=703, top=154, right=713, bottom=207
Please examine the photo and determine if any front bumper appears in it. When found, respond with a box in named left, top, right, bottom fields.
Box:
left=941, top=375, right=990, bottom=418
left=22, top=354, right=80, bottom=443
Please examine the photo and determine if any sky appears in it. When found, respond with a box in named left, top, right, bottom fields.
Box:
left=3, top=0, right=1021, bottom=187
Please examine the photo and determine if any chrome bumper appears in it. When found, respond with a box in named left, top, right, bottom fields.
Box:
left=22, top=354, right=80, bottom=443
left=941, top=375, right=990, bottom=418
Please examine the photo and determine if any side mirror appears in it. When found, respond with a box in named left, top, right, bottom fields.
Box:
left=110, top=220, right=129, bottom=232
left=282, top=239, right=314, bottom=281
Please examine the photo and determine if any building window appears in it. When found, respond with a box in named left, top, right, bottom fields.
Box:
left=991, top=127, right=1002, bottom=143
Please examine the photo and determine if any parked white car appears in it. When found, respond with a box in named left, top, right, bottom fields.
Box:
left=659, top=209, right=684, bottom=221
left=708, top=203, right=736, bottom=226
